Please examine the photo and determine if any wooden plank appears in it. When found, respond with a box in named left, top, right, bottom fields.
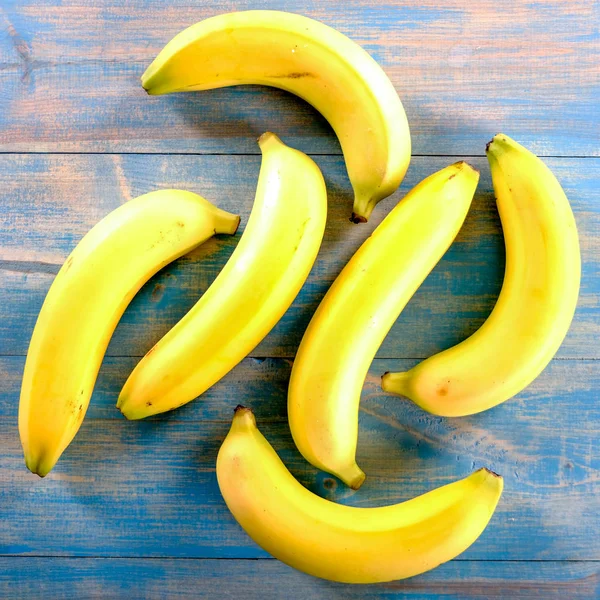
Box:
left=1, top=0, right=598, bottom=155
left=1, top=356, right=598, bottom=559
left=1, top=0, right=597, bottom=592
left=0, top=558, right=597, bottom=600
left=1, top=155, right=597, bottom=358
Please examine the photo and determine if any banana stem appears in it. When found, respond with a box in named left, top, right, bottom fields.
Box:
left=214, top=211, right=241, bottom=236
left=381, top=371, right=410, bottom=396
left=351, top=191, right=376, bottom=223
left=339, top=463, right=366, bottom=490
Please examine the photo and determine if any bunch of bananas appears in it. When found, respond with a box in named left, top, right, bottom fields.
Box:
left=19, top=11, right=580, bottom=585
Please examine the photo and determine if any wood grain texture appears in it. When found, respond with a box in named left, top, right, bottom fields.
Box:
left=0, top=559, right=597, bottom=600
left=1, top=155, right=598, bottom=359
left=1, top=0, right=598, bottom=595
left=0, top=356, right=598, bottom=559
left=0, top=0, right=598, bottom=155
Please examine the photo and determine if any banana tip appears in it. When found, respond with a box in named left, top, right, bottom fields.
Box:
left=452, top=161, right=479, bottom=175
left=231, top=405, right=257, bottom=430
left=258, top=132, right=281, bottom=150
left=25, top=460, right=49, bottom=478
left=349, top=474, right=366, bottom=490
left=140, top=79, right=161, bottom=96
left=338, top=464, right=366, bottom=490
left=350, top=212, right=368, bottom=224
left=381, top=371, right=391, bottom=388
left=486, top=133, right=508, bottom=154
left=116, top=401, right=140, bottom=421
left=140, top=74, right=152, bottom=94
left=481, top=467, right=502, bottom=479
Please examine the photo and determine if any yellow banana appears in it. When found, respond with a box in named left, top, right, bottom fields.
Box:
left=217, top=406, right=503, bottom=584
left=289, top=163, right=479, bottom=488
left=19, top=191, right=240, bottom=476
left=118, top=133, right=327, bottom=419
left=382, top=134, right=581, bottom=417
left=141, top=10, right=410, bottom=222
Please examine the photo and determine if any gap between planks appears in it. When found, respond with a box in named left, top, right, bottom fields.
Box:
left=0, top=152, right=598, bottom=159
left=0, top=556, right=597, bottom=563
left=0, top=354, right=595, bottom=361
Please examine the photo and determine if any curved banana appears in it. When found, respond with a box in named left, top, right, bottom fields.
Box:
left=118, top=133, right=327, bottom=419
left=288, top=163, right=479, bottom=488
left=382, top=134, right=581, bottom=417
left=217, top=406, right=503, bottom=584
left=141, top=10, right=410, bottom=223
left=19, top=191, right=240, bottom=476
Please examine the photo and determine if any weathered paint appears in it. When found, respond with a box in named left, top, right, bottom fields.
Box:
left=0, top=0, right=598, bottom=596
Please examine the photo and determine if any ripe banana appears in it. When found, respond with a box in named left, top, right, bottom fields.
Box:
left=118, top=133, right=327, bottom=419
left=217, top=406, right=503, bottom=584
left=141, top=10, right=410, bottom=223
left=382, top=134, right=581, bottom=417
left=288, top=163, right=479, bottom=488
left=19, top=191, right=240, bottom=476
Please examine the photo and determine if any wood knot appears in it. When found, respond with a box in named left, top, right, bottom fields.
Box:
left=323, top=478, right=336, bottom=491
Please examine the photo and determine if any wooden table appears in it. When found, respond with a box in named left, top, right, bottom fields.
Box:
left=1, top=1, right=598, bottom=598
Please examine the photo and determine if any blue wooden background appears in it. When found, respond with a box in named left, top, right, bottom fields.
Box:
left=1, top=1, right=599, bottom=598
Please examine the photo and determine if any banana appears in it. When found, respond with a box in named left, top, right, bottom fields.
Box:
left=118, top=133, right=327, bottom=419
left=217, top=406, right=503, bottom=584
left=289, top=163, right=479, bottom=488
left=382, top=134, right=581, bottom=417
left=141, top=10, right=410, bottom=223
left=19, top=191, right=240, bottom=476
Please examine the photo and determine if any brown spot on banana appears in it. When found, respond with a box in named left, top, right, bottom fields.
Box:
left=63, top=256, right=74, bottom=272
left=271, top=72, right=315, bottom=79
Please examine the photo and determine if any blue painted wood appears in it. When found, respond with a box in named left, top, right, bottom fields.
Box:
left=1, top=155, right=598, bottom=359
left=0, top=0, right=598, bottom=594
left=0, top=1, right=598, bottom=155
left=0, top=356, right=598, bottom=560
left=0, top=558, right=596, bottom=599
